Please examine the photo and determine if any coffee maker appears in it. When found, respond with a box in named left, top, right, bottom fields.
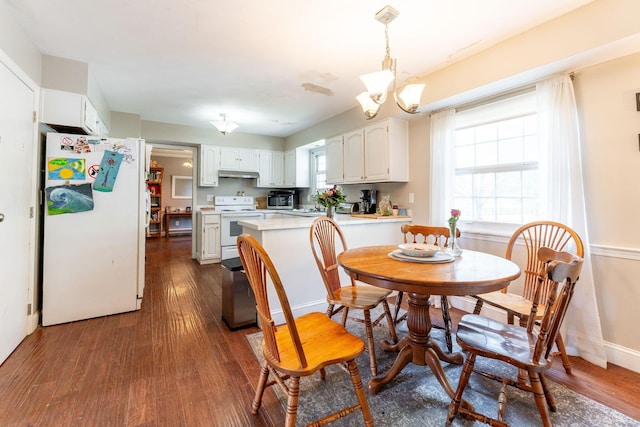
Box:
left=359, top=189, right=377, bottom=214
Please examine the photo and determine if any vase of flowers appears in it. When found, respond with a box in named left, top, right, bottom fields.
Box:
left=448, top=209, right=462, bottom=256
left=315, top=185, right=346, bottom=219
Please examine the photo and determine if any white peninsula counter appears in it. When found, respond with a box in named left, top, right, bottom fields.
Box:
left=238, top=215, right=411, bottom=324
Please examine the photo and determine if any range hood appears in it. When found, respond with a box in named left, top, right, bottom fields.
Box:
left=218, top=170, right=260, bottom=179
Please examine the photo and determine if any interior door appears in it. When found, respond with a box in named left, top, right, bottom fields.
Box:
left=0, top=57, right=36, bottom=364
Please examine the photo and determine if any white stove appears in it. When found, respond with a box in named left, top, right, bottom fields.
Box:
left=213, top=196, right=256, bottom=212
left=214, top=196, right=263, bottom=260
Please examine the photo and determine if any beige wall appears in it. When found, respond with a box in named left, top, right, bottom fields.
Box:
left=0, top=0, right=41, bottom=84
left=281, top=0, right=640, bottom=363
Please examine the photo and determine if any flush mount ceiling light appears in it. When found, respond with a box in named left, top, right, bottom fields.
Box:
left=183, top=159, right=193, bottom=168
left=356, top=5, right=425, bottom=120
left=210, top=113, right=239, bottom=135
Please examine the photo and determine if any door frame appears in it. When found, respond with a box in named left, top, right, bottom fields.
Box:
left=0, top=48, right=40, bottom=336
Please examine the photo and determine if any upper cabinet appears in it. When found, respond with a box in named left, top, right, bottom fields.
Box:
left=327, top=118, right=408, bottom=184
left=199, top=145, right=220, bottom=187
left=219, top=147, right=259, bottom=172
left=40, top=89, right=108, bottom=136
left=257, top=150, right=284, bottom=188
left=284, top=148, right=310, bottom=188
left=325, top=135, right=344, bottom=184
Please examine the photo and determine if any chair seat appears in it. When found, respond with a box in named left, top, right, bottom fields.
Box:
left=268, top=312, right=365, bottom=376
left=456, top=314, right=549, bottom=372
left=332, top=285, right=393, bottom=309
left=476, top=291, right=546, bottom=320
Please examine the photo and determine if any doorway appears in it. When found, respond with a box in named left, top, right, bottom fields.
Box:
left=148, top=144, right=197, bottom=257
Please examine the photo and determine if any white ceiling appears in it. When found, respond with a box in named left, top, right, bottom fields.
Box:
left=5, top=0, right=594, bottom=137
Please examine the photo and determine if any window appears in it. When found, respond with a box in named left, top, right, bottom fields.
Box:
left=310, top=147, right=327, bottom=195
left=454, top=91, right=539, bottom=224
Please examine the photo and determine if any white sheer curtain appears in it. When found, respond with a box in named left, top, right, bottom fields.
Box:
left=537, top=74, right=607, bottom=367
left=429, top=109, right=456, bottom=225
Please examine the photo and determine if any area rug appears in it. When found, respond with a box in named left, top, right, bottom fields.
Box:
left=246, top=310, right=639, bottom=426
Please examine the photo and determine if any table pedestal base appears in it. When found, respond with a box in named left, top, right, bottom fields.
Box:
left=368, top=293, right=466, bottom=405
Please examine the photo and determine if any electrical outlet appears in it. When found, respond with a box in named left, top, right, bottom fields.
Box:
left=206, top=194, right=214, bottom=202
left=307, top=194, right=311, bottom=202
left=409, top=192, right=414, bottom=204
left=175, top=220, right=180, bottom=226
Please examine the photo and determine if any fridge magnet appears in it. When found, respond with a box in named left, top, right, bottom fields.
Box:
left=47, top=157, right=86, bottom=181
left=112, top=140, right=137, bottom=164
left=87, top=164, right=100, bottom=179
left=45, top=183, right=94, bottom=215
left=73, top=137, right=92, bottom=154
left=60, top=136, right=74, bottom=151
left=93, top=150, right=124, bottom=192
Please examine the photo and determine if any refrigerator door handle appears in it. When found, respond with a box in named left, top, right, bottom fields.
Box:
left=145, top=189, right=151, bottom=228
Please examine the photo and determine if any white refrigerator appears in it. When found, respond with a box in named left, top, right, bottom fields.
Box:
left=42, top=132, right=147, bottom=326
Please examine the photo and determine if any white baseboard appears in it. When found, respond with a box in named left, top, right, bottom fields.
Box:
left=27, top=310, right=40, bottom=334
left=449, top=296, right=640, bottom=374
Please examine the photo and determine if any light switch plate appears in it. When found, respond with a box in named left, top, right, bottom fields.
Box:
left=207, top=194, right=214, bottom=201
left=409, top=193, right=414, bottom=203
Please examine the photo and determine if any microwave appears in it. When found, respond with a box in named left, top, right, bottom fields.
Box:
left=267, top=190, right=297, bottom=210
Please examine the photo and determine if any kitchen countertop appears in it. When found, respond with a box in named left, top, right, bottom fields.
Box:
left=238, top=215, right=411, bottom=231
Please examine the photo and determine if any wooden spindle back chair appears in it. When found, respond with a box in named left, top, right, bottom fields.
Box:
left=448, top=247, right=584, bottom=427
left=395, top=224, right=460, bottom=352
left=310, top=217, right=397, bottom=376
left=237, top=234, right=373, bottom=427
left=472, top=221, right=584, bottom=373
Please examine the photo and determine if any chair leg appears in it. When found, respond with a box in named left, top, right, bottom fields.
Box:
left=382, top=299, right=398, bottom=343
left=346, top=359, right=374, bottom=426
left=472, top=298, right=483, bottom=315
left=555, top=333, right=572, bottom=374
left=441, top=295, right=453, bottom=353
left=341, top=307, right=349, bottom=326
left=447, top=353, right=476, bottom=423
left=393, top=291, right=404, bottom=324
left=251, top=361, right=270, bottom=415
left=363, top=309, right=377, bottom=376
left=326, top=303, right=335, bottom=318
left=284, top=377, right=300, bottom=427
left=539, top=373, right=557, bottom=412
left=528, top=371, right=553, bottom=427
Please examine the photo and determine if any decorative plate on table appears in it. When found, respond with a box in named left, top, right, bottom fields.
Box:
left=388, top=249, right=455, bottom=263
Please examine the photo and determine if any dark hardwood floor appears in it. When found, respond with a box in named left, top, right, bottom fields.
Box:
left=0, top=237, right=638, bottom=426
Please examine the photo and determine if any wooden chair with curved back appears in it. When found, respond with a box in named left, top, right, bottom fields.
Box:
left=395, top=224, right=461, bottom=352
left=471, top=221, right=584, bottom=374
left=310, top=216, right=398, bottom=376
left=237, top=234, right=373, bottom=427
left=447, top=247, right=584, bottom=427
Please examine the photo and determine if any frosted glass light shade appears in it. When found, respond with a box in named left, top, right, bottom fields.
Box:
left=211, top=119, right=239, bottom=135
left=397, top=83, right=425, bottom=113
left=360, top=69, right=394, bottom=104
left=356, top=92, right=382, bottom=120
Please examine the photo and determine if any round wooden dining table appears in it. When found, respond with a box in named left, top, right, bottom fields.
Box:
left=337, top=245, right=521, bottom=398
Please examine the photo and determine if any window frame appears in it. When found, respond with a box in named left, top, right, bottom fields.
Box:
left=453, top=90, right=540, bottom=230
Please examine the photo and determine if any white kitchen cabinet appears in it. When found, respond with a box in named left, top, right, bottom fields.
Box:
left=343, top=128, right=365, bottom=183
left=257, top=150, right=284, bottom=187
left=40, top=89, right=102, bottom=135
left=196, top=213, right=221, bottom=264
left=333, top=118, right=409, bottom=184
left=199, top=145, right=220, bottom=187
left=283, top=148, right=310, bottom=188
left=325, top=135, right=344, bottom=184
left=219, top=147, right=259, bottom=172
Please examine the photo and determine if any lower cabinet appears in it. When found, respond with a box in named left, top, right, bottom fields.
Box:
left=196, top=213, right=221, bottom=264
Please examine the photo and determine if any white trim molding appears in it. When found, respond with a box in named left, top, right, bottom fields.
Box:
left=449, top=296, right=640, bottom=374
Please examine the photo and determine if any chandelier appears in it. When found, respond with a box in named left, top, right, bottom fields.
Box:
left=356, top=5, right=425, bottom=120
left=210, top=113, right=239, bottom=135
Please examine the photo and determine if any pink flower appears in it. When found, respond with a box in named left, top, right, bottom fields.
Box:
left=450, top=209, right=461, bottom=218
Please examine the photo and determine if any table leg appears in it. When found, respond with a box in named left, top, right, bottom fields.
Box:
left=369, top=293, right=464, bottom=399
